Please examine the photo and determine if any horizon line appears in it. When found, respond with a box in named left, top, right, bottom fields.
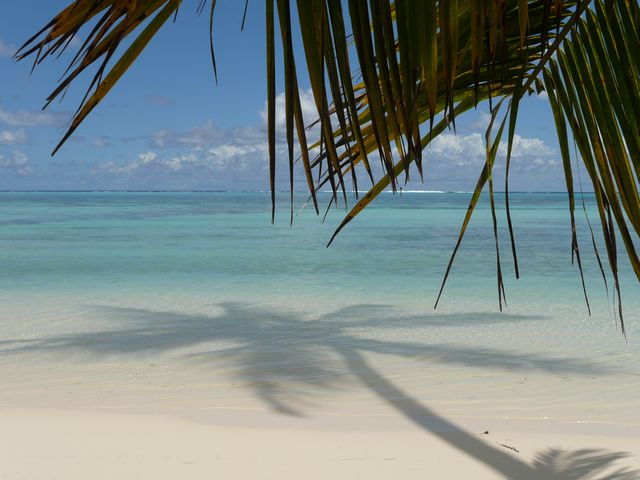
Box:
left=0, top=189, right=591, bottom=194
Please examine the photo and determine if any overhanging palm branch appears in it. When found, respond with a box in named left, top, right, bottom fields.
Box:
left=15, top=0, right=640, bottom=332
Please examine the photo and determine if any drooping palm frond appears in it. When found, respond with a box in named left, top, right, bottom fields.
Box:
left=15, top=1, right=183, bottom=154
left=543, top=0, right=640, bottom=333
left=15, top=1, right=640, bottom=329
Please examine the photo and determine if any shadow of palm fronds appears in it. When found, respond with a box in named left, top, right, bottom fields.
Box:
left=1, top=302, right=637, bottom=478
left=531, top=448, right=640, bottom=480
left=0, top=302, right=610, bottom=416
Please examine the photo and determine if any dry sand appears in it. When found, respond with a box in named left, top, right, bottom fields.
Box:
left=1, top=298, right=639, bottom=478
left=1, top=407, right=639, bottom=479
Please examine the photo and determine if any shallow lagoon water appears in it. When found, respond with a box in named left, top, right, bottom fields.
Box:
left=0, top=192, right=638, bottom=425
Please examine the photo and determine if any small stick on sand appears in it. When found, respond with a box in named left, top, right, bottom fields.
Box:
left=497, top=443, right=520, bottom=453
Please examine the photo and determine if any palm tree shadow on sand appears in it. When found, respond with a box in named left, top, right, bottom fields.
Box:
left=2, top=302, right=638, bottom=479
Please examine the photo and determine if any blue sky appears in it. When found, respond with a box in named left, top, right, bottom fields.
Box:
left=0, top=1, right=571, bottom=191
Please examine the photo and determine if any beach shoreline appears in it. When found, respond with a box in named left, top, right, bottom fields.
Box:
left=1, top=192, right=639, bottom=478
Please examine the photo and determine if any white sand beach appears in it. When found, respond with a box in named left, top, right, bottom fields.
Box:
left=1, top=293, right=639, bottom=479
left=2, top=407, right=639, bottom=480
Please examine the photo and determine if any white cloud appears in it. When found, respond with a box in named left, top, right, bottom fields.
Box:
left=427, top=133, right=486, bottom=165
left=498, top=134, right=554, bottom=158
left=87, top=88, right=560, bottom=191
left=133, top=89, right=331, bottom=186
left=466, top=111, right=493, bottom=131
left=129, top=115, right=555, bottom=190
left=163, top=153, right=199, bottom=171
left=206, top=144, right=267, bottom=167
left=261, top=89, right=319, bottom=134
left=426, top=132, right=554, bottom=165
left=150, top=130, right=171, bottom=148
left=148, top=89, right=323, bottom=156
left=0, top=151, right=31, bottom=175
left=0, top=37, right=15, bottom=58
left=138, top=151, right=158, bottom=164
left=0, top=106, right=69, bottom=127
left=412, top=130, right=560, bottom=190
left=101, top=151, right=158, bottom=173
left=99, top=151, right=206, bottom=174
left=0, top=128, right=27, bottom=145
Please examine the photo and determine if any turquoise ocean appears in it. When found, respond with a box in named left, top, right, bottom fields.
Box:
left=1, top=191, right=638, bottom=423
left=1, top=191, right=637, bottom=307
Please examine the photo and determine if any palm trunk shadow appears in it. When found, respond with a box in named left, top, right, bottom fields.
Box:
left=336, top=348, right=640, bottom=479
left=336, top=347, right=541, bottom=479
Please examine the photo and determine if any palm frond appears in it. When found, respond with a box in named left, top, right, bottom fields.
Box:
left=543, top=0, right=640, bottom=333
left=15, top=0, right=182, bottom=155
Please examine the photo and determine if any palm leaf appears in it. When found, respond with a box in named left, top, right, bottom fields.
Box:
left=543, top=0, right=640, bottom=333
